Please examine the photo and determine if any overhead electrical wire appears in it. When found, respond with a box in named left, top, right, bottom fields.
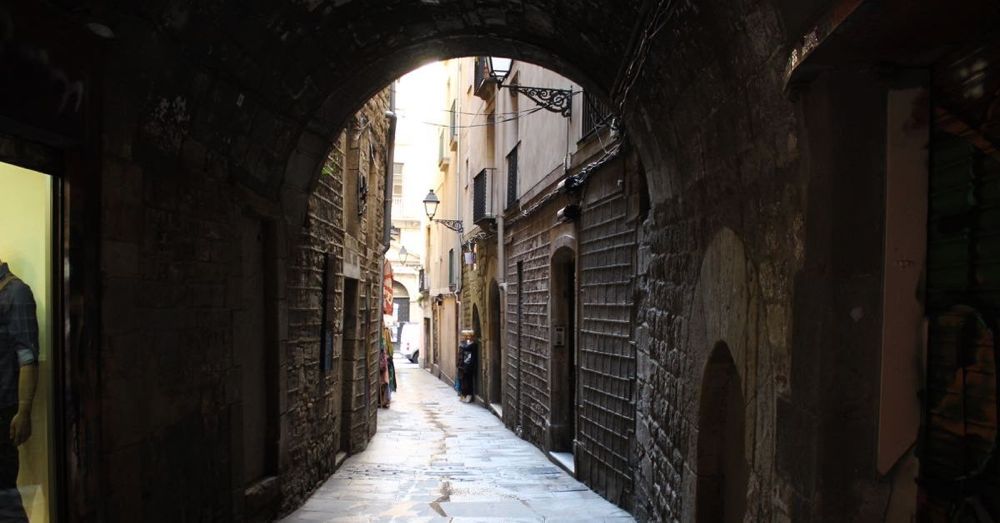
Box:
left=612, top=0, right=676, bottom=116
left=396, top=105, right=548, bottom=130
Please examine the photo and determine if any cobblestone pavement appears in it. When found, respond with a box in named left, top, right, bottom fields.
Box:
left=279, top=356, right=635, bottom=522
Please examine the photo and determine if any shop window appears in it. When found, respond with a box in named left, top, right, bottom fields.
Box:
left=0, top=162, right=55, bottom=522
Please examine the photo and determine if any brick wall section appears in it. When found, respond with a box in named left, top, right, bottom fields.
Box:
left=576, top=156, right=641, bottom=510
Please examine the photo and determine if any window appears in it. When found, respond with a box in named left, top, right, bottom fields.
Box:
left=449, top=100, right=457, bottom=141
left=473, top=169, right=489, bottom=222
left=506, top=145, right=519, bottom=209
left=392, top=162, right=404, bottom=208
left=438, top=130, right=446, bottom=165
left=0, top=161, right=55, bottom=522
left=448, top=248, right=455, bottom=287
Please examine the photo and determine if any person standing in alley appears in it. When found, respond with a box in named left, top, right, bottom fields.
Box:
left=457, top=330, right=477, bottom=404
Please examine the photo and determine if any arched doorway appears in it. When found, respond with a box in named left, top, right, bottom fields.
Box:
left=392, top=281, right=410, bottom=323
left=549, top=247, right=577, bottom=454
left=472, top=305, right=483, bottom=401
left=696, top=342, right=748, bottom=523
left=489, top=280, right=503, bottom=409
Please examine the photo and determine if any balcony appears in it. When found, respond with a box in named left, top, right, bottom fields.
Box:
left=474, top=56, right=497, bottom=100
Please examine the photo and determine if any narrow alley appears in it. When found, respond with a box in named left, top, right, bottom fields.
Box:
left=280, top=356, right=632, bottom=522
left=5, top=2, right=1000, bottom=521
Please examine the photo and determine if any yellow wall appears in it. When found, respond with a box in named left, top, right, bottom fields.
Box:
left=0, top=162, right=52, bottom=523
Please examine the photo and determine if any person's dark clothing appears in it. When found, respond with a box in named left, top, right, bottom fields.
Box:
left=0, top=263, right=38, bottom=522
left=0, top=263, right=39, bottom=410
left=0, top=407, right=26, bottom=522
left=458, top=340, right=478, bottom=397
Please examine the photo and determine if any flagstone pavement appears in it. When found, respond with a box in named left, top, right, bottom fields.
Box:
left=278, top=355, right=635, bottom=522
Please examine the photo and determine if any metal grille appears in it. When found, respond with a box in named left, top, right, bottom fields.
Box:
left=504, top=213, right=557, bottom=448
left=582, top=92, right=613, bottom=138
left=577, top=169, right=637, bottom=508
left=507, top=146, right=519, bottom=209
left=474, top=169, right=489, bottom=222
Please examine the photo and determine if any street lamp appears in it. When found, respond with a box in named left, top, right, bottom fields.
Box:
left=398, top=245, right=410, bottom=265
left=423, top=190, right=440, bottom=221
left=487, top=57, right=512, bottom=83
left=487, top=56, right=573, bottom=117
left=423, top=189, right=464, bottom=233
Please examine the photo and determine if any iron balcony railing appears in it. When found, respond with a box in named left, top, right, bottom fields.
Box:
left=582, top=92, right=613, bottom=138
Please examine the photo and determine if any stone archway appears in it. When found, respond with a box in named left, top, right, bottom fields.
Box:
left=13, top=0, right=929, bottom=520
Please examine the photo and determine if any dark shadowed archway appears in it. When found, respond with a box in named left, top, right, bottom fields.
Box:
left=696, top=342, right=748, bottom=523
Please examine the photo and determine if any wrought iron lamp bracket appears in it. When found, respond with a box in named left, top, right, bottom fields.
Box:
left=503, top=85, right=573, bottom=117
left=434, top=219, right=464, bottom=233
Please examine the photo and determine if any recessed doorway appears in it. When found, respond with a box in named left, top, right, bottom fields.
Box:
left=549, top=247, right=577, bottom=462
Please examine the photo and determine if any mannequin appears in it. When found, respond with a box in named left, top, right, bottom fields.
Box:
left=0, top=256, right=38, bottom=521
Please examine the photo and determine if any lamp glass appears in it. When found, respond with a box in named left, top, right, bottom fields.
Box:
left=423, top=189, right=440, bottom=220
left=489, top=57, right=512, bottom=82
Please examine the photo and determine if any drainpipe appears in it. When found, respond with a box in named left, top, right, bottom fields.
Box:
left=382, top=106, right=398, bottom=254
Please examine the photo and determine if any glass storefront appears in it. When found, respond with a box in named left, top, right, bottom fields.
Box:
left=0, top=161, right=55, bottom=522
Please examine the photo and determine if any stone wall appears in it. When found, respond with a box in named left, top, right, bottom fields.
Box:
left=627, top=1, right=892, bottom=521
left=459, top=239, right=500, bottom=402
left=279, top=88, right=392, bottom=515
